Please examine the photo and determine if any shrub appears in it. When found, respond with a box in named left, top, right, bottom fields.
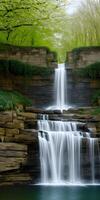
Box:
left=91, top=107, right=100, bottom=116
left=0, top=90, right=32, bottom=111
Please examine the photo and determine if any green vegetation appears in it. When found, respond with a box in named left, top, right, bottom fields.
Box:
left=0, top=59, right=53, bottom=77
left=0, top=0, right=68, bottom=61
left=91, top=107, right=100, bottom=116
left=0, top=90, right=32, bottom=111
left=66, top=0, right=100, bottom=52
left=72, top=46, right=100, bottom=54
left=0, top=0, right=99, bottom=61
left=74, top=62, right=100, bottom=79
left=92, top=90, right=100, bottom=106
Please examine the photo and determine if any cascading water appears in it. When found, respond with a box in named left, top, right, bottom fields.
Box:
left=38, top=115, right=100, bottom=185
left=38, top=63, right=100, bottom=185
left=55, top=63, right=67, bottom=110
left=47, top=63, right=70, bottom=111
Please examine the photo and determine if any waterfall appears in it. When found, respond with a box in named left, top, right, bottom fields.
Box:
left=90, top=138, right=95, bottom=183
left=86, top=134, right=95, bottom=183
left=38, top=115, right=99, bottom=185
left=47, top=63, right=70, bottom=111
left=55, top=63, right=67, bottom=110
left=38, top=63, right=100, bottom=185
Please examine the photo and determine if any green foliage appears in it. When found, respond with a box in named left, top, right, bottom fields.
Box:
left=91, top=107, right=100, bottom=116
left=72, top=46, right=100, bottom=54
left=0, top=0, right=100, bottom=61
left=0, top=59, right=53, bottom=77
left=0, top=90, right=32, bottom=111
left=0, top=0, right=68, bottom=62
left=75, top=62, right=100, bottom=79
left=66, top=0, right=100, bottom=53
left=92, top=90, right=100, bottom=106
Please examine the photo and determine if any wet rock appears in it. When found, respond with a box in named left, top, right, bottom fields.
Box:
left=18, top=112, right=37, bottom=119
left=77, top=123, right=89, bottom=132
left=25, top=107, right=45, bottom=113
left=87, top=123, right=97, bottom=134
left=14, top=129, right=38, bottom=144
left=0, top=143, right=27, bottom=172
left=5, top=128, right=19, bottom=136
left=24, top=119, right=37, bottom=129
left=0, top=143, right=27, bottom=151
left=0, top=112, right=13, bottom=124
left=6, top=119, right=24, bottom=129
left=0, top=173, right=32, bottom=185
left=0, top=128, right=5, bottom=136
left=3, top=129, right=38, bottom=144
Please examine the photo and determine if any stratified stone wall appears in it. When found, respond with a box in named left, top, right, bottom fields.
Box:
left=67, top=47, right=100, bottom=68
left=0, top=44, right=57, bottom=67
left=0, top=69, right=100, bottom=108
left=0, top=111, right=39, bottom=186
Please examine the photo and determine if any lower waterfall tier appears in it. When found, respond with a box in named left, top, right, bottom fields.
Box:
left=38, top=116, right=100, bottom=185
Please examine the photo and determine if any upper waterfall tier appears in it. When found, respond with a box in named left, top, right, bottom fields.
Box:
left=47, top=63, right=71, bottom=111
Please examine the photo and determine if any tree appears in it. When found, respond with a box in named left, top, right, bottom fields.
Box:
left=0, top=0, right=68, bottom=61
left=0, top=0, right=99, bottom=62
left=0, top=0, right=68, bottom=39
left=66, top=0, right=100, bottom=51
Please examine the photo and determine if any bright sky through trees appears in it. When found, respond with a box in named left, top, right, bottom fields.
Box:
left=67, top=0, right=83, bottom=14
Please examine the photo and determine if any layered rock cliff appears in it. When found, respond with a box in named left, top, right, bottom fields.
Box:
left=67, top=47, right=100, bottom=68
left=0, top=45, right=100, bottom=108
left=0, top=111, right=39, bottom=185
left=0, top=43, right=57, bottom=68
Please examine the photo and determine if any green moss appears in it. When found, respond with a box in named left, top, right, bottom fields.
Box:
left=0, top=90, right=32, bottom=111
left=0, top=43, right=49, bottom=52
left=91, top=107, right=100, bottom=116
left=74, top=62, right=100, bottom=79
left=0, top=59, right=53, bottom=77
left=92, top=90, right=100, bottom=106
left=72, top=46, right=100, bottom=54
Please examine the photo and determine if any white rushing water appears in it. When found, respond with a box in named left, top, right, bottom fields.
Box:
left=38, top=63, right=100, bottom=185
left=55, top=63, right=67, bottom=110
left=90, top=138, right=95, bottom=182
left=38, top=115, right=99, bottom=185
left=47, top=63, right=70, bottom=111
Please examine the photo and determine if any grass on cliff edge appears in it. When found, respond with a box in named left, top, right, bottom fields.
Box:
left=0, top=90, right=32, bottom=111
left=0, top=59, right=54, bottom=77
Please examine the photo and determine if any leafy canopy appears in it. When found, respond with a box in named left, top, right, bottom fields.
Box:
left=0, top=0, right=68, bottom=61
left=0, top=0, right=100, bottom=61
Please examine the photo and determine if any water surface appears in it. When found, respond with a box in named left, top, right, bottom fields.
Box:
left=0, top=185, right=100, bottom=200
